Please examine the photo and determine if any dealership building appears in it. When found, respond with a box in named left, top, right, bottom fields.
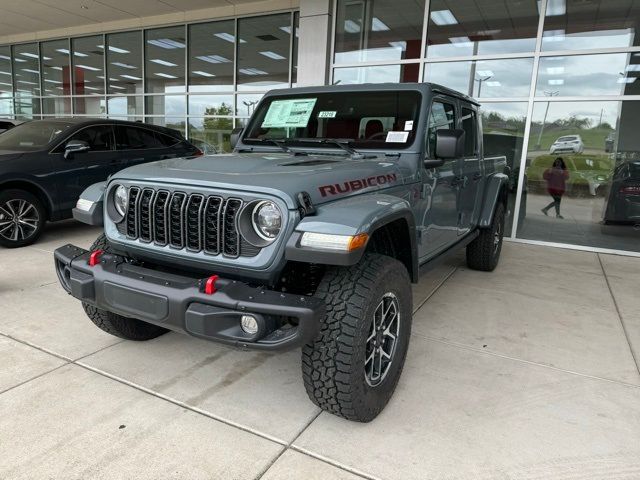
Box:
left=0, top=0, right=638, bottom=256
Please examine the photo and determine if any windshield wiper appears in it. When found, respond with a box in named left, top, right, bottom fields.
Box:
left=286, top=138, right=366, bottom=159
left=249, top=137, right=293, bottom=153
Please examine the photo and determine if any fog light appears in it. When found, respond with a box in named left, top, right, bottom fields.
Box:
left=240, top=315, right=259, bottom=335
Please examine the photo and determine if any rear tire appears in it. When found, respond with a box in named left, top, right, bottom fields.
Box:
left=302, top=254, right=412, bottom=422
left=0, top=189, right=46, bottom=248
left=466, top=202, right=505, bottom=271
left=81, top=233, right=168, bottom=341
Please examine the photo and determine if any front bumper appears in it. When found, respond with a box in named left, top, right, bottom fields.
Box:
left=53, top=244, right=324, bottom=351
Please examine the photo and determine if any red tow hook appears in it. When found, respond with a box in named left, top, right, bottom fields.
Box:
left=88, top=249, right=104, bottom=267
left=204, top=275, right=219, bottom=295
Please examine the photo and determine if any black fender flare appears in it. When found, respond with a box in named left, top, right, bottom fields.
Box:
left=478, top=173, right=509, bottom=229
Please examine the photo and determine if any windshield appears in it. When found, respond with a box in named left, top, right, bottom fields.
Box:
left=0, top=120, right=74, bottom=151
left=557, top=136, right=578, bottom=142
left=243, top=91, right=422, bottom=151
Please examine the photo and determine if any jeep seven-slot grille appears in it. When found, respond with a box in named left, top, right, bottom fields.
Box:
left=125, top=188, right=252, bottom=258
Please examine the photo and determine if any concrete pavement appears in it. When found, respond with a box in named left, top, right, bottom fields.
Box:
left=0, top=220, right=639, bottom=479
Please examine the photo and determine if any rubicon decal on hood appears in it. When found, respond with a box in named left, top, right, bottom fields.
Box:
left=319, top=173, right=397, bottom=197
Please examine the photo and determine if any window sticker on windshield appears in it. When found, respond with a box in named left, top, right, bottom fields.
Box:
left=404, top=120, right=414, bottom=131
left=386, top=131, right=409, bottom=143
left=318, top=111, right=337, bottom=118
left=261, top=98, right=317, bottom=128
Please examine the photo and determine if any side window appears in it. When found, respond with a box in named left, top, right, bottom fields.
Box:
left=427, top=101, right=455, bottom=158
left=154, top=131, right=180, bottom=148
left=115, top=126, right=163, bottom=150
left=67, top=126, right=114, bottom=152
left=461, top=107, right=477, bottom=157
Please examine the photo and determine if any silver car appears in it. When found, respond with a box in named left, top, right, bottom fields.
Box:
left=550, top=134, right=584, bottom=154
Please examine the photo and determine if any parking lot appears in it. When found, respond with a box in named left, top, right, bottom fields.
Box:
left=1, top=221, right=639, bottom=479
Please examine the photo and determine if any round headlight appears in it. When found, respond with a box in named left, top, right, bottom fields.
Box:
left=114, top=185, right=128, bottom=217
left=252, top=201, right=282, bottom=241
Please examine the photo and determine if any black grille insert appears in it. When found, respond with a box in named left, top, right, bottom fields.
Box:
left=123, top=189, right=254, bottom=257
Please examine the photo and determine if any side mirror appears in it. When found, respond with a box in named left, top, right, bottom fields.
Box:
left=230, top=127, right=244, bottom=150
left=64, top=140, right=90, bottom=159
left=435, top=129, right=465, bottom=159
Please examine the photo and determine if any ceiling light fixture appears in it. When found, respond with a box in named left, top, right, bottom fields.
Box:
left=259, top=51, right=286, bottom=60
left=147, top=38, right=185, bottom=49
left=150, top=59, right=177, bottom=67
left=192, top=70, right=215, bottom=77
left=430, top=9, right=458, bottom=25
left=371, top=17, right=390, bottom=31
left=196, top=54, right=231, bottom=64
left=76, top=64, right=101, bottom=71
left=154, top=72, right=177, bottom=78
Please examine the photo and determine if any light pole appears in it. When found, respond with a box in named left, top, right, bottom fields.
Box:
left=243, top=100, right=258, bottom=116
left=535, top=90, right=559, bottom=150
left=474, top=74, right=492, bottom=98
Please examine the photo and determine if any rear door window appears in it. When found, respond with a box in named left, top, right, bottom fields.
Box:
left=115, top=126, right=164, bottom=150
left=461, top=107, right=478, bottom=157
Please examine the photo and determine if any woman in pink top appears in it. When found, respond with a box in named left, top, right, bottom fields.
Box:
left=541, top=157, right=569, bottom=219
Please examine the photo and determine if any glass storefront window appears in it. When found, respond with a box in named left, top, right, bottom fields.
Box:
left=236, top=93, right=263, bottom=116
left=188, top=117, right=233, bottom=153
left=14, top=96, right=40, bottom=118
left=74, top=96, right=105, bottom=115
left=291, top=12, right=299, bottom=86
left=145, top=116, right=186, bottom=136
left=536, top=53, right=640, bottom=97
left=481, top=101, right=529, bottom=236
left=424, top=58, right=534, bottom=98
left=335, top=0, right=425, bottom=63
left=145, top=26, right=186, bottom=94
left=426, top=0, right=539, bottom=58
left=0, top=46, right=12, bottom=99
left=0, top=98, right=12, bottom=116
left=333, top=63, right=419, bottom=85
left=237, top=14, right=291, bottom=91
left=188, top=20, right=235, bottom=92
left=107, top=96, right=142, bottom=117
left=542, top=0, right=640, bottom=51
left=72, top=36, right=104, bottom=96
left=13, top=43, right=40, bottom=97
left=517, top=100, right=640, bottom=252
left=42, top=97, right=72, bottom=115
left=40, top=40, right=71, bottom=97
left=188, top=95, right=233, bottom=117
left=107, top=31, right=143, bottom=95
left=145, top=95, right=186, bottom=116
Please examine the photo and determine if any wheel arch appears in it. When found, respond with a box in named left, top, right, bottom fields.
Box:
left=0, top=178, right=53, bottom=220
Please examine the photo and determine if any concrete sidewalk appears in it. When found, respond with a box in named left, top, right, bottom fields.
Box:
left=1, top=220, right=639, bottom=479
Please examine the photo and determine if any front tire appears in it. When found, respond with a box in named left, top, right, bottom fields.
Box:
left=0, top=189, right=46, bottom=248
left=302, top=254, right=412, bottom=422
left=466, top=202, right=505, bottom=271
left=81, top=234, right=168, bottom=341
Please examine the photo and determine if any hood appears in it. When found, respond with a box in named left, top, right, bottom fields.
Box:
left=113, top=152, right=407, bottom=208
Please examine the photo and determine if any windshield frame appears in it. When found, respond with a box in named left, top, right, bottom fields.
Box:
left=241, top=90, right=423, bottom=153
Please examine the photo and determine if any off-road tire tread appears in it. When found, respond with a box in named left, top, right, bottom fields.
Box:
left=81, top=234, right=168, bottom=341
left=466, top=202, right=505, bottom=271
left=301, top=254, right=411, bottom=422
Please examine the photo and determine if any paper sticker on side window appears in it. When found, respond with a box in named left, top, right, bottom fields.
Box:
left=261, top=98, right=317, bottom=128
left=318, top=111, right=337, bottom=118
left=385, top=131, right=409, bottom=143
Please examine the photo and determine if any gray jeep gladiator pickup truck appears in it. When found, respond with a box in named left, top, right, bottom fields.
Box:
left=54, top=83, right=508, bottom=422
